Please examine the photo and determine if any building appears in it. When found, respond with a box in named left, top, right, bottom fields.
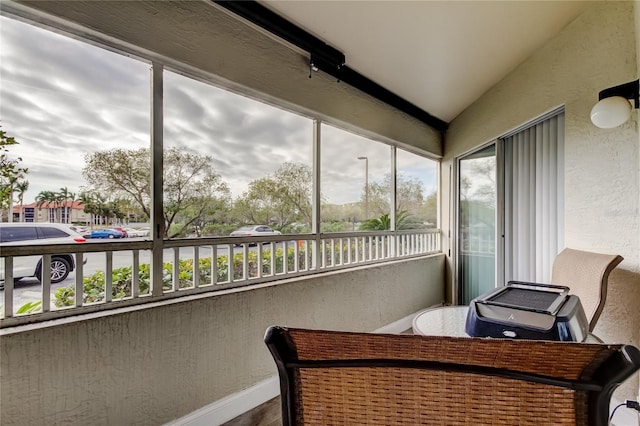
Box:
left=12, top=201, right=89, bottom=224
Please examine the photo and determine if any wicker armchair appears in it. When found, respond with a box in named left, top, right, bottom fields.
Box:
left=550, top=248, right=623, bottom=332
left=265, top=326, right=640, bottom=425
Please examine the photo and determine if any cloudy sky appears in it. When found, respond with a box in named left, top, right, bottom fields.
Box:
left=0, top=15, right=437, bottom=207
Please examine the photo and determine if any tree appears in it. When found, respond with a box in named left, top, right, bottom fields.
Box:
left=359, top=211, right=421, bottom=231
left=83, top=147, right=230, bottom=238
left=362, top=173, right=435, bottom=225
left=79, top=191, right=98, bottom=227
left=0, top=128, right=28, bottom=222
left=232, top=162, right=312, bottom=231
left=57, top=186, right=76, bottom=223
left=15, top=180, right=29, bottom=222
left=35, top=190, right=58, bottom=222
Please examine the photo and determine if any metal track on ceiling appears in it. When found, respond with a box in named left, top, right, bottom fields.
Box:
left=213, top=0, right=448, bottom=133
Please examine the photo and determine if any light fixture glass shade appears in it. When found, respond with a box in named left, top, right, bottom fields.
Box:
left=590, top=96, right=632, bottom=129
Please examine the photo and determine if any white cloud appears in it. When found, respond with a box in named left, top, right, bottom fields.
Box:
left=0, top=15, right=437, bottom=208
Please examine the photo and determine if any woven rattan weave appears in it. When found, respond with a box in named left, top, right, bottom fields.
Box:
left=265, top=326, right=640, bottom=425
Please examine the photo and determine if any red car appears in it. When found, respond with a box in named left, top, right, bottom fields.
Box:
left=112, top=226, right=128, bottom=237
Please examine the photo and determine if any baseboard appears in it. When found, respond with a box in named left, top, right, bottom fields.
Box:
left=165, top=376, right=280, bottom=426
left=166, top=308, right=432, bottom=425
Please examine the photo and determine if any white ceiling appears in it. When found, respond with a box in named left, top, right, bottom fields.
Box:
left=263, top=1, right=587, bottom=124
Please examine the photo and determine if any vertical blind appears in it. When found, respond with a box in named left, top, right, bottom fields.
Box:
left=504, top=112, right=564, bottom=283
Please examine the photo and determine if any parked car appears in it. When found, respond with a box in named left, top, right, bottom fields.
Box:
left=230, top=225, right=282, bottom=238
left=0, top=223, right=85, bottom=286
left=90, top=228, right=124, bottom=239
left=122, top=227, right=148, bottom=238
left=69, top=225, right=91, bottom=238
left=111, top=226, right=128, bottom=237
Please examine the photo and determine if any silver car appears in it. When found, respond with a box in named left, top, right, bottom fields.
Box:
left=230, top=225, right=282, bottom=238
left=0, top=223, right=86, bottom=286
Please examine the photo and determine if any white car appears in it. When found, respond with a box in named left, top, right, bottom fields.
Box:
left=230, top=225, right=282, bottom=237
left=0, top=223, right=86, bottom=286
left=122, top=227, right=149, bottom=238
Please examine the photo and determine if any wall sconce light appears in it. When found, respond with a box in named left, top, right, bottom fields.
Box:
left=590, top=79, right=639, bottom=128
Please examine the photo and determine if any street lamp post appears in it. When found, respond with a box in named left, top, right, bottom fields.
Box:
left=357, top=156, right=369, bottom=220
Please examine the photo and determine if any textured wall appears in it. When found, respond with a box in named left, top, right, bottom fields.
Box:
left=0, top=255, right=445, bottom=425
left=14, top=0, right=442, bottom=157
left=441, top=1, right=639, bottom=396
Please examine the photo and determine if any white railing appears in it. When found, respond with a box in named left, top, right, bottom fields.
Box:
left=0, top=229, right=440, bottom=327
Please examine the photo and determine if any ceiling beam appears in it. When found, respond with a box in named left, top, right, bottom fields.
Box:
left=213, top=0, right=448, bottom=132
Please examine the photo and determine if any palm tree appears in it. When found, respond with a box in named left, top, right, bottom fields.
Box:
left=87, top=192, right=109, bottom=225
left=15, top=180, right=29, bottom=222
left=35, top=190, right=57, bottom=222
left=5, top=175, right=18, bottom=223
left=79, top=191, right=97, bottom=228
left=359, top=211, right=422, bottom=231
left=57, top=187, right=72, bottom=223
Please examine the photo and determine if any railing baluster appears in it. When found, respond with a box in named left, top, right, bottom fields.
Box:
left=75, top=253, right=84, bottom=307
left=132, top=250, right=139, bottom=298
left=293, top=240, right=299, bottom=272
left=384, top=236, right=389, bottom=258
left=193, top=246, right=200, bottom=288
left=173, top=248, right=180, bottom=291
left=258, top=241, right=263, bottom=278
left=282, top=242, right=288, bottom=275
left=212, top=245, right=218, bottom=284
left=242, top=244, right=249, bottom=280
left=269, top=242, right=275, bottom=276
left=42, top=254, right=51, bottom=312
left=304, top=240, right=310, bottom=271
left=3, top=257, right=13, bottom=318
left=105, top=252, right=113, bottom=303
left=228, top=244, right=234, bottom=283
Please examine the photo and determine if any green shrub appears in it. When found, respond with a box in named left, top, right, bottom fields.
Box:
left=53, top=245, right=311, bottom=306
left=16, top=300, right=42, bottom=314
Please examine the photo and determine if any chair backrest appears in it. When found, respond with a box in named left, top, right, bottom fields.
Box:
left=550, top=248, right=623, bottom=332
left=265, top=326, right=640, bottom=426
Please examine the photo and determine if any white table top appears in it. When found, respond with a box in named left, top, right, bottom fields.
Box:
left=412, top=306, right=470, bottom=337
left=412, top=305, right=601, bottom=342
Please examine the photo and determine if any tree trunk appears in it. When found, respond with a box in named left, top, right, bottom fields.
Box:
left=8, top=198, right=14, bottom=223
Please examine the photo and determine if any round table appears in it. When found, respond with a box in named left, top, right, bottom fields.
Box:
left=412, top=306, right=470, bottom=337
left=412, top=305, right=602, bottom=342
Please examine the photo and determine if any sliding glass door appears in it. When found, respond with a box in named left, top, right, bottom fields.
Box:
left=456, top=109, right=564, bottom=304
left=458, top=144, right=497, bottom=304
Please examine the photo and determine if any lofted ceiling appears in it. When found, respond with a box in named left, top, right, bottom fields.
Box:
left=262, top=0, right=588, bottom=124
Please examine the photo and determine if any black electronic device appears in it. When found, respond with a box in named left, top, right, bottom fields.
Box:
left=465, top=281, right=589, bottom=342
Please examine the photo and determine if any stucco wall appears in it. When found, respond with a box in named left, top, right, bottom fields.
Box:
left=10, top=0, right=442, bottom=157
left=0, top=255, right=445, bottom=425
left=441, top=1, right=639, bottom=396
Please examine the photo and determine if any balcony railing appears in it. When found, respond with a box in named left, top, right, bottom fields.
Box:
left=0, top=229, right=440, bottom=327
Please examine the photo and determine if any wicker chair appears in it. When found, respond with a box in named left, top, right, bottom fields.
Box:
left=550, top=248, right=623, bottom=332
left=265, top=326, right=640, bottom=425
